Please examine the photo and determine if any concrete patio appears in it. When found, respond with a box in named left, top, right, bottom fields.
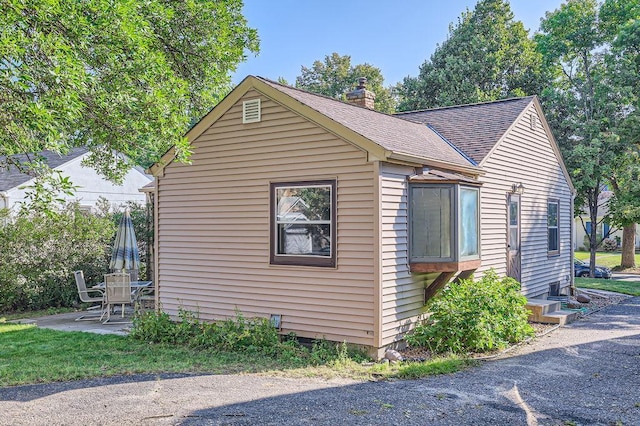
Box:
left=12, top=310, right=134, bottom=336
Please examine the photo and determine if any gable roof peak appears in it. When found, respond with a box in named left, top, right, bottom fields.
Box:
left=395, top=96, right=536, bottom=164
left=150, top=75, right=481, bottom=176
left=253, top=76, right=478, bottom=171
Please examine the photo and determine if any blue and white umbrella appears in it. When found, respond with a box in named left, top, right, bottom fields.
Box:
left=109, top=209, right=140, bottom=272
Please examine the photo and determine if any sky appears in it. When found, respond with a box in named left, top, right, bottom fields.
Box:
left=233, top=0, right=566, bottom=87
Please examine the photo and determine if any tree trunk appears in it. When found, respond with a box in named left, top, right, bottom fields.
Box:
left=589, top=203, right=598, bottom=278
left=621, top=223, right=636, bottom=268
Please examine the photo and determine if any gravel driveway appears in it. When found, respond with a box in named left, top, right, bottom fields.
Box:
left=2, top=296, right=639, bottom=426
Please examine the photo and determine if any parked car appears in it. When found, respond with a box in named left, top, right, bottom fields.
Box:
left=574, top=259, right=612, bottom=279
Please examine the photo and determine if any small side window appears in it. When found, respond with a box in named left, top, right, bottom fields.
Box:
left=459, top=187, right=479, bottom=259
left=548, top=199, right=559, bottom=255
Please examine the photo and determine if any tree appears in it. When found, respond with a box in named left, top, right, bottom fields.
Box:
left=295, top=53, right=396, bottom=113
left=536, top=0, right=638, bottom=274
left=603, top=0, right=640, bottom=267
left=396, top=0, right=545, bottom=111
left=1, top=0, right=258, bottom=204
left=608, top=153, right=640, bottom=267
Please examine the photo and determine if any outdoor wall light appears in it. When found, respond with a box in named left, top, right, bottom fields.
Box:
left=511, top=182, right=525, bottom=195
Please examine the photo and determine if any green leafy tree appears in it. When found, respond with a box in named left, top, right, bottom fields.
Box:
left=396, top=0, right=545, bottom=111
left=1, top=0, right=258, bottom=207
left=295, top=52, right=396, bottom=113
left=537, top=0, right=638, bottom=274
left=608, top=153, right=640, bottom=267
left=603, top=0, right=640, bottom=267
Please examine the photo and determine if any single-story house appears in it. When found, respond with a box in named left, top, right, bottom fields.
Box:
left=148, top=76, right=575, bottom=357
left=0, top=148, right=153, bottom=212
left=573, top=191, right=640, bottom=250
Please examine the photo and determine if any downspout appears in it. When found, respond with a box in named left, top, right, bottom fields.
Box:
left=153, top=179, right=159, bottom=310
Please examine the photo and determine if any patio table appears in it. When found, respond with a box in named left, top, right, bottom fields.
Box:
left=93, top=281, right=154, bottom=321
left=93, top=281, right=153, bottom=290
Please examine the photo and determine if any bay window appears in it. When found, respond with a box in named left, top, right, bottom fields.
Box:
left=410, top=183, right=480, bottom=267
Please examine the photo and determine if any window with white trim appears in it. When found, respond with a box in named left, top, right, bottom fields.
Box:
left=270, top=180, right=335, bottom=267
left=547, top=199, right=559, bottom=254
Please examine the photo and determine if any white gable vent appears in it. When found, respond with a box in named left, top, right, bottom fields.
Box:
left=242, top=98, right=261, bottom=123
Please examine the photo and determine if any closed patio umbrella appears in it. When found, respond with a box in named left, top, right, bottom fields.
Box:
left=109, top=209, right=140, bottom=275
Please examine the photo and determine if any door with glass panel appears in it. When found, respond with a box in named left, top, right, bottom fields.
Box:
left=507, top=194, right=521, bottom=281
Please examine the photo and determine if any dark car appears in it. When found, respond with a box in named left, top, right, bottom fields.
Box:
left=574, top=259, right=612, bottom=279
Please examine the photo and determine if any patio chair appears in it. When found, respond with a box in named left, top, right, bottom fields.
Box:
left=102, top=272, right=132, bottom=323
left=74, top=270, right=105, bottom=321
left=135, top=286, right=155, bottom=313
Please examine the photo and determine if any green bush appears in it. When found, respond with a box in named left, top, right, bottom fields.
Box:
left=132, top=309, right=281, bottom=353
left=406, top=270, right=534, bottom=354
left=130, top=308, right=368, bottom=364
left=0, top=206, right=115, bottom=312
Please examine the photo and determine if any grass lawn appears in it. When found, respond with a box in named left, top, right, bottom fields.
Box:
left=574, top=251, right=640, bottom=269
left=575, top=277, right=640, bottom=296
left=0, top=320, right=473, bottom=387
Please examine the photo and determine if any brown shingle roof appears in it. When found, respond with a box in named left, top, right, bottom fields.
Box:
left=395, top=97, right=534, bottom=164
left=257, top=77, right=475, bottom=168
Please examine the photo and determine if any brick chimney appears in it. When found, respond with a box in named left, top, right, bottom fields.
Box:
left=345, top=77, right=376, bottom=109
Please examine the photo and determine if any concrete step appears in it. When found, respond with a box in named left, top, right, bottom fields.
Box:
left=538, top=310, right=580, bottom=326
left=525, top=299, right=563, bottom=322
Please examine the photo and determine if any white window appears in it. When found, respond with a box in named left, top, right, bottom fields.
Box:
left=548, top=199, right=559, bottom=254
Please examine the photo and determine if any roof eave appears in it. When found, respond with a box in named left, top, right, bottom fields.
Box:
left=387, top=151, right=483, bottom=176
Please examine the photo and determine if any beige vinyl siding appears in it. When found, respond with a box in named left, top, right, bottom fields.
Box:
left=157, top=90, right=376, bottom=345
left=379, top=163, right=426, bottom=346
left=478, top=105, right=573, bottom=297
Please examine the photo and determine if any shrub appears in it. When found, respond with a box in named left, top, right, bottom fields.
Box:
left=131, top=309, right=280, bottom=353
left=406, top=270, right=534, bottom=354
left=129, top=309, right=178, bottom=343
left=0, top=205, right=115, bottom=312
left=130, top=308, right=369, bottom=364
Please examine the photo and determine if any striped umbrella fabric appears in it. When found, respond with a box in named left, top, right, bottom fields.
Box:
left=109, top=209, right=140, bottom=272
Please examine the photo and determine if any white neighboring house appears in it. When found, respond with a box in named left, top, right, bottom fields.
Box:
left=573, top=191, right=640, bottom=250
left=0, top=147, right=153, bottom=212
